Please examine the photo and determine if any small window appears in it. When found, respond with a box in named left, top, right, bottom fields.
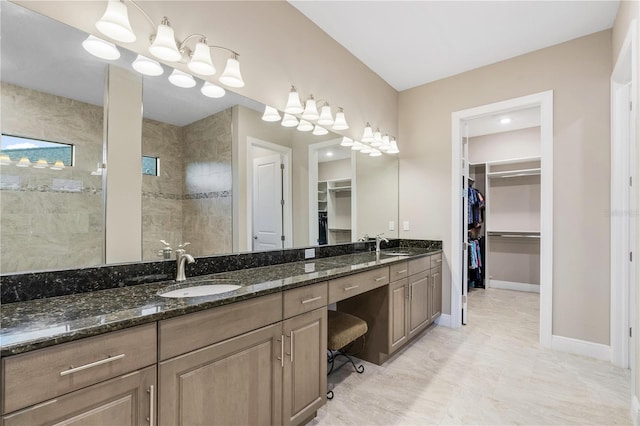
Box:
left=142, top=156, right=159, bottom=176
left=1, top=134, right=73, bottom=166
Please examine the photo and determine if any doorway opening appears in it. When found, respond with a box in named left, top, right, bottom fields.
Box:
left=451, top=91, right=554, bottom=349
left=246, top=137, right=292, bottom=251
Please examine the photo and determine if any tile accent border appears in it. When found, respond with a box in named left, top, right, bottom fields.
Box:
left=0, top=239, right=442, bottom=304
left=550, top=334, right=611, bottom=361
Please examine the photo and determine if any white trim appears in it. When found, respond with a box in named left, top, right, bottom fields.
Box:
left=246, top=137, right=293, bottom=250
left=632, top=395, right=640, bottom=426
left=451, top=91, right=553, bottom=351
left=551, top=335, right=611, bottom=361
left=488, top=280, right=540, bottom=294
left=610, top=19, right=637, bottom=370
left=434, top=314, right=451, bottom=327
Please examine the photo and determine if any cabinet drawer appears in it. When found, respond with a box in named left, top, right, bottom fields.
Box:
left=328, top=267, right=389, bottom=304
left=409, top=256, right=431, bottom=276
left=159, top=293, right=282, bottom=360
left=430, top=252, right=443, bottom=268
left=2, top=323, right=157, bottom=415
left=283, top=282, right=328, bottom=319
left=389, top=262, right=409, bottom=282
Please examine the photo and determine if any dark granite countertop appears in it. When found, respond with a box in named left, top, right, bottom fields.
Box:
left=0, top=248, right=441, bottom=357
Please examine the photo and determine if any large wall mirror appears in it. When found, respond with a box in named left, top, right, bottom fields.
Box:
left=0, top=1, right=399, bottom=274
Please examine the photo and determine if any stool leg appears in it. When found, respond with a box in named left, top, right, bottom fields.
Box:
left=327, top=350, right=336, bottom=375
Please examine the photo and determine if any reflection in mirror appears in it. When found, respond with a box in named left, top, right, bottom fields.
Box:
left=0, top=2, right=105, bottom=273
left=0, top=2, right=400, bottom=275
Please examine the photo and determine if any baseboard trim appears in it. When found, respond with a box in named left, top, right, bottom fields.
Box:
left=632, top=395, right=640, bottom=426
left=435, top=314, right=451, bottom=327
left=489, top=279, right=540, bottom=293
left=551, top=335, right=611, bottom=361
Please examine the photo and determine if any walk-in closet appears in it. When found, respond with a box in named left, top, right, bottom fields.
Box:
left=466, top=107, right=541, bottom=295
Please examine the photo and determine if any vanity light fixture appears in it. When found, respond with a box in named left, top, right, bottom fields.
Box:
left=332, top=108, right=349, bottom=130
left=132, top=54, right=164, bottom=76
left=168, top=69, right=196, bottom=88
left=351, top=142, right=363, bottom=151
left=379, top=134, right=391, bottom=152
left=312, top=125, right=328, bottom=136
left=82, top=35, right=121, bottom=60
left=301, top=95, right=320, bottom=121
left=16, top=157, right=31, bottom=168
left=360, top=144, right=372, bottom=154
left=369, top=149, right=382, bottom=157
left=200, top=81, right=225, bottom=98
left=297, top=119, right=314, bottom=132
left=317, top=102, right=334, bottom=126
left=361, top=122, right=374, bottom=142
left=340, top=137, right=354, bottom=147
left=371, top=128, right=383, bottom=146
left=0, top=155, right=12, bottom=165
left=95, top=0, right=136, bottom=43
left=281, top=113, right=299, bottom=127
left=33, top=159, right=49, bottom=169
left=94, top=0, right=245, bottom=87
left=262, top=106, right=282, bottom=122
left=149, top=17, right=181, bottom=62
left=50, top=160, right=66, bottom=170
left=387, top=138, right=400, bottom=154
left=285, top=86, right=304, bottom=114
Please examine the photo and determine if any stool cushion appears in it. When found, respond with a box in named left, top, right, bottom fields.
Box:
left=327, top=310, right=368, bottom=350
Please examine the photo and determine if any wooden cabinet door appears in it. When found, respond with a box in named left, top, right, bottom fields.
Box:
left=159, top=323, right=283, bottom=426
left=388, top=279, right=409, bottom=353
left=408, top=270, right=430, bottom=338
left=431, top=267, right=442, bottom=321
left=282, top=308, right=327, bottom=426
left=2, top=366, right=155, bottom=426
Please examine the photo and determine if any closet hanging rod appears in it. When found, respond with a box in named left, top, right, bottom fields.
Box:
left=488, top=232, right=540, bottom=238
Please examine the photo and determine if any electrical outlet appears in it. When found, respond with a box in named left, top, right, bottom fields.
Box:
left=305, top=263, right=315, bottom=273
left=304, top=248, right=315, bottom=259
left=403, top=221, right=410, bottom=231
left=388, top=221, right=395, bottom=231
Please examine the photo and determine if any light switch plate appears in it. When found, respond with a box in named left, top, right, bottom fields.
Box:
left=304, top=248, right=315, bottom=259
left=305, top=263, right=315, bottom=273
left=388, top=221, right=395, bottom=231
left=403, top=221, right=410, bottom=231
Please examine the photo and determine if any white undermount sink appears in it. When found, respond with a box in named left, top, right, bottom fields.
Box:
left=159, top=281, right=241, bottom=298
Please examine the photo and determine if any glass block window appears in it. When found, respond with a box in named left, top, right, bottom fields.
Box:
left=142, top=156, right=159, bottom=176
left=1, top=134, right=73, bottom=165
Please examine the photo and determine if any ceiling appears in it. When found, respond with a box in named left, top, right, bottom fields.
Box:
left=466, top=106, right=540, bottom=138
left=1, top=1, right=262, bottom=127
left=289, top=1, right=620, bottom=91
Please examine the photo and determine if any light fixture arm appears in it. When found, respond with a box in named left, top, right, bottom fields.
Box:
left=125, top=0, right=157, bottom=30
left=177, top=34, right=240, bottom=58
left=208, top=45, right=240, bottom=58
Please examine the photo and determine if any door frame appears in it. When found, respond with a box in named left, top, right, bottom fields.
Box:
left=450, top=90, right=554, bottom=350
left=246, top=137, right=292, bottom=250
left=610, top=20, right=637, bottom=371
left=307, top=138, right=348, bottom=245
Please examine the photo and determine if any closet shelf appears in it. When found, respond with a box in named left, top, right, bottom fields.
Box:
left=328, top=186, right=352, bottom=193
left=329, top=228, right=351, bottom=232
left=487, top=168, right=541, bottom=178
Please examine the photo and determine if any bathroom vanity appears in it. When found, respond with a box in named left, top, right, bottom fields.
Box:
left=0, top=247, right=442, bottom=426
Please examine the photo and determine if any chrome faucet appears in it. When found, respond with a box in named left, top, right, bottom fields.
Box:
left=375, top=233, right=389, bottom=254
left=175, top=242, right=195, bottom=282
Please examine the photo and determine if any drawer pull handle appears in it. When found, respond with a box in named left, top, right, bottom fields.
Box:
left=374, top=277, right=386, bottom=282
left=434, top=259, right=442, bottom=263
left=344, top=285, right=359, bottom=291
left=277, top=335, right=284, bottom=367
left=59, top=353, right=126, bottom=376
left=147, top=384, right=155, bottom=425
left=301, top=296, right=322, bottom=304
left=396, top=269, right=408, bottom=274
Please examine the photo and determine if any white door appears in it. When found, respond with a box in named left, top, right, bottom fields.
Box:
left=462, top=124, right=470, bottom=325
left=627, top=82, right=637, bottom=377
left=252, top=154, right=283, bottom=250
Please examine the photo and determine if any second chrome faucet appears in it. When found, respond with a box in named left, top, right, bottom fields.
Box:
left=175, top=242, right=195, bottom=282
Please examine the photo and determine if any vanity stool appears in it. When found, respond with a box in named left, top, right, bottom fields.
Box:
left=326, top=309, right=368, bottom=400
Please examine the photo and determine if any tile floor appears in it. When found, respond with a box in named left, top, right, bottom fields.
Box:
left=310, top=288, right=632, bottom=425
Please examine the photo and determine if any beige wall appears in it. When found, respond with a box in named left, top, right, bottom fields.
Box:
left=612, top=0, right=640, bottom=407
left=319, top=158, right=351, bottom=182
left=0, top=83, right=104, bottom=273
left=399, top=30, right=612, bottom=345
left=15, top=1, right=398, bottom=145
left=356, top=153, right=399, bottom=238
left=469, top=127, right=541, bottom=164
